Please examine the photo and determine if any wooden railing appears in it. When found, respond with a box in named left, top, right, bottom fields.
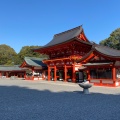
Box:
left=89, top=79, right=120, bottom=87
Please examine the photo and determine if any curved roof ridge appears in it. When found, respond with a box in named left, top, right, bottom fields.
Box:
left=94, top=44, right=120, bottom=57
left=43, top=25, right=84, bottom=48
left=76, top=43, right=120, bottom=63
left=95, top=44, right=119, bottom=51
left=54, top=25, right=82, bottom=37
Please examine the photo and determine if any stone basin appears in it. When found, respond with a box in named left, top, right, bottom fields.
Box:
left=78, top=82, right=93, bottom=94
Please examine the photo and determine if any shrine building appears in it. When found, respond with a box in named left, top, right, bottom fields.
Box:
left=0, top=65, right=26, bottom=79
left=34, top=25, right=120, bottom=87
left=20, top=57, right=47, bottom=80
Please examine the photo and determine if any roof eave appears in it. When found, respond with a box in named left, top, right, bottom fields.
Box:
left=94, top=49, right=120, bottom=60
left=76, top=49, right=94, bottom=63
left=34, top=37, right=92, bottom=53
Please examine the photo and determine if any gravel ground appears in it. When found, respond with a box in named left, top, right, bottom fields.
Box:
left=0, top=79, right=120, bottom=120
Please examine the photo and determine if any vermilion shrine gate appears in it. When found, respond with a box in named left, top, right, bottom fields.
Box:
left=34, top=25, right=120, bottom=87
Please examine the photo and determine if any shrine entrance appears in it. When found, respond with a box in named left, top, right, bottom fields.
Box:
left=58, top=69, right=64, bottom=81
left=34, top=25, right=93, bottom=83
left=33, top=25, right=120, bottom=87
left=67, top=69, right=72, bottom=82
left=78, top=71, right=84, bottom=82
left=47, top=66, right=77, bottom=82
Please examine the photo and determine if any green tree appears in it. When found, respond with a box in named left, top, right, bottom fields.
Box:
left=0, top=44, right=17, bottom=65
left=18, top=46, right=48, bottom=64
left=99, top=28, right=120, bottom=50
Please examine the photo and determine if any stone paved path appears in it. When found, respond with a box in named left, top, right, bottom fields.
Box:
left=0, top=79, right=120, bottom=120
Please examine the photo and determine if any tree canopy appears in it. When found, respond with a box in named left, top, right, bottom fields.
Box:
left=18, top=46, right=45, bottom=64
left=99, top=28, right=120, bottom=50
left=0, top=44, right=17, bottom=65
left=0, top=45, right=48, bottom=65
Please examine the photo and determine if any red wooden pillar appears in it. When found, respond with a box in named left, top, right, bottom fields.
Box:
left=54, top=66, right=57, bottom=81
left=32, top=67, right=34, bottom=80
left=48, top=66, right=50, bottom=81
left=112, top=66, right=116, bottom=85
left=44, top=70, right=47, bottom=80
left=4, top=72, right=6, bottom=77
left=72, top=64, right=76, bottom=83
left=64, top=65, right=67, bottom=82
left=0, top=72, right=1, bottom=77
left=24, top=71, right=26, bottom=79
left=42, top=70, right=45, bottom=80
left=87, top=70, right=90, bottom=81
left=6, top=72, right=8, bottom=78
left=20, top=73, right=22, bottom=78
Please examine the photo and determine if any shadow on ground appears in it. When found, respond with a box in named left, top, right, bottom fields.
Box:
left=0, top=85, right=120, bottom=120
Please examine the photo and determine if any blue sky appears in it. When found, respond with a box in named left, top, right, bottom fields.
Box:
left=0, top=0, right=120, bottom=53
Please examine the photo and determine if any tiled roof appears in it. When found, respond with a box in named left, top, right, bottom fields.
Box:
left=76, top=44, right=120, bottom=63
left=94, top=45, right=120, bottom=57
left=43, top=25, right=83, bottom=48
left=24, top=57, right=47, bottom=67
left=0, top=65, right=26, bottom=71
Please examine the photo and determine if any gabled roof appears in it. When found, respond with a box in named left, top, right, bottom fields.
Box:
left=76, top=44, right=120, bottom=63
left=94, top=44, right=120, bottom=57
left=34, top=25, right=91, bottom=52
left=44, top=25, right=83, bottom=47
left=21, top=57, right=47, bottom=68
left=0, top=65, right=26, bottom=71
